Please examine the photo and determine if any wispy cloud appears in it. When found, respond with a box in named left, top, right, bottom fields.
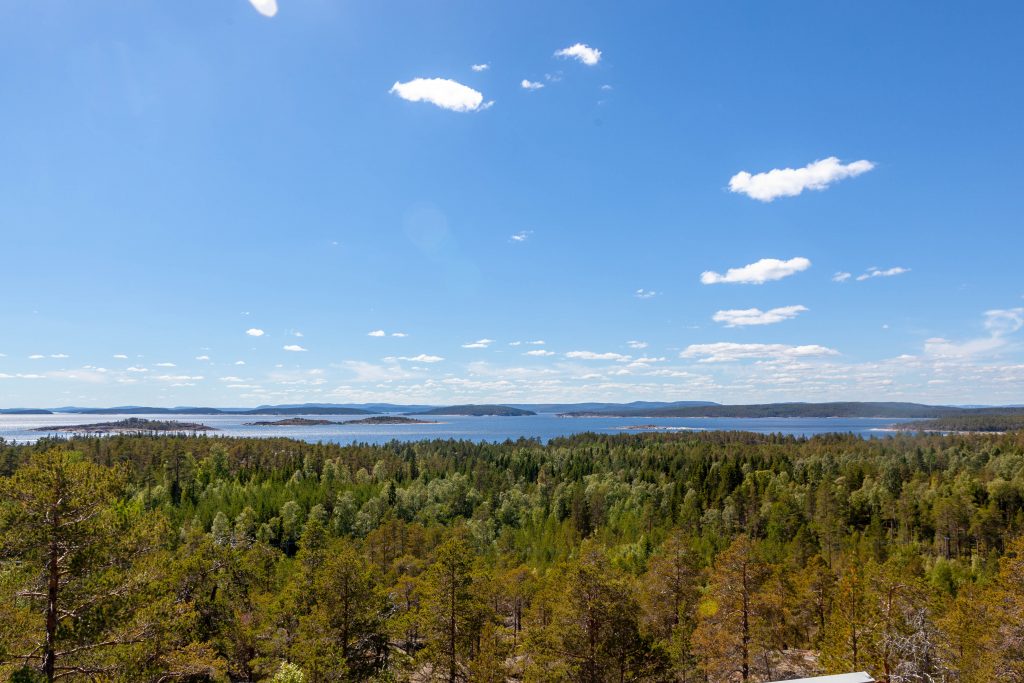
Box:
left=283, top=345, right=308, bottom=352
left=248, top=0, right=277, bottom=18
left=392, top=332, right=408, bottom=338
left=729, top=157, right=875, bottom=201
left=246, top=328, right=265, bottom=337
left=701, top=257, right=810, bottom=285
left=713, top=305, right=809, bottom=327
left=681, top=342, right=838, bottom=363
left=635, top=289, right=658, bottom=299
left=555, top=43, right=602, bottom=66
left=368, top=330, right=386, bottom=337
left=566, top=351, right=631, bottom=362
left=525, top=349, right=555, bottom=357
left=390, top=78, right=492, bottom=112
left=28, top=354, right=44, bottom=360
left=398, top=354, right=444, bottom=363
left=195, top=355, right=210, bottom=361
left=832, top=272, right=852, bottom=283
left=925, top=308, right=1024, bottom=358
left=521, top=79, right=544, bottom=91
left=113, top=354, right=128, bottom=359
left=155, top=362, right=176, bottom=367
left=471, top=63, right=490, bottom=72
left=855, top=266, right=910, bottom=281
left=510, top=230, right=532, bottom=242
left=626, top=340, right=648, bottom=349
left=462, top=339, right=495, bottom=349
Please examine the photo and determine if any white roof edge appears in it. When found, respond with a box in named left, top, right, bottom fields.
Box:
left=768, top=674, right=874, bottom=683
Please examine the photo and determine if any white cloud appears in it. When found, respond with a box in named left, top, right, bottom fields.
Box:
left=855, top=266, right=910, bottom=281
left=729, top=157, right=875, bottom=202
left=50, top=353, right=69, bottom=359
left=832, top=272, right=852, bottom=283
left=635, top=289, right=658, bottom=299
left=681, top=342, right=838, bottom=363
left=528, top=340, right=545, bottom=345
left=925, top=308, right=1024, bottom=358
left=248, top=0, right=277, bottom=18
left=521, top=79, right=544, bottom=91
left=566, top=351, right=631, bottom=362
left=235, top=360, right=246, bottom=366
left=399, top=354, right=444, bottom=363
left=510, top=230, right=532, bottom=242
left=195, top=355, right=210, bottom=361
left=126, top=366, right=148, bottom=373
left=113, top=354, right=128, bottom=359
left=28, top=354, right=44, bottom=360
left=985, top=308, right=1024, bottom=335
left=525, top=349, right=555, bottom=357
left=626, top=340, right=648, bottom=349
left=219, top=376, right=245, bottom=383
left=471, top=63, right=490, bottom=72
left=555, top=43, right=602, bottom=66
left=293, top=331, right=304, bottom=337
left=368, top=330, right=386, bottom=337
left=246, top=328, right=265, bottom=337
left=155, top=374, right=204, bottom=381
left=389, top=78, right=492, bottom=112
left=283, top=345, right=307, bottom=352
left=701, top=257, right=811, bottom=285
left=462, top=339, right=495, bottom=349
left=712, top=305, right=809, bottom=327
left=601, top=84, right=613, bottom=91
left=155, top=362, right=176, bottom=367
left=392, top=332, right=408, bottom=338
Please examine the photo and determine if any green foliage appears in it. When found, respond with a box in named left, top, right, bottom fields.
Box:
left=2, top=430, right=1024, bottom=681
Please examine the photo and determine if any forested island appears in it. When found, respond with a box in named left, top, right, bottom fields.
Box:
left=343, top=416, right=437, bottom=425
left=410, top=404, right=536, bottom=416
left=31, top=417, right=216, bottom=433
left=2, top=430, right=1024, bottom=681
left=243, top=418, right=340, bottom=426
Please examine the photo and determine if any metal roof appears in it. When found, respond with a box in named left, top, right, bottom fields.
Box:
left=768, top=674, right=874, bottom=683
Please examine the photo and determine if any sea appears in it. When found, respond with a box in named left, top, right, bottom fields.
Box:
left=0, top=413, right=921, bottom=445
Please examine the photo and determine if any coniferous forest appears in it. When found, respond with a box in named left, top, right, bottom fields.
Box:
left=2, top=430, right=1024, bottom=682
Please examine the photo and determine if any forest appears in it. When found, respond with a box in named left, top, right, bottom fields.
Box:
left=2, top=429, right=1024, bottom=682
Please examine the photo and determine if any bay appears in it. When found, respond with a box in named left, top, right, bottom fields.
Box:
left=0, top=413, right=920, bottom=445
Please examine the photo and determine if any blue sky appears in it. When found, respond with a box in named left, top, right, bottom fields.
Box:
left=1, top=1, right=1023, bottom=407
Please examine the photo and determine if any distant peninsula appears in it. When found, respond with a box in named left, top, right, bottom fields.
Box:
left=559, top=402, right=1024, bottom=420
left=409, top=404, right=536, bottom=417
left=243, top=418, right=339, bottom=426
left=894, top=414, right=1024, bottom=433
left=33, top=418, right=217, bottom=434
left=342, top=416, right=437, bottom=425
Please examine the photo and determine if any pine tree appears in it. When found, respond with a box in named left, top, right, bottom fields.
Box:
left=0, top=449, right=155, bottom=681
left=418, top=537, right=482, bottom=682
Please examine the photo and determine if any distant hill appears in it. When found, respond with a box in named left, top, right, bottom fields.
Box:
left=48, top=405, right=372, bottom=416
left=510, top=401, right=718, bottom=413
left=409, top=404, right=536, bottom=417
left=0, top=408, right=53, bottom=415
left=559, top=402, right=1024, bottom=419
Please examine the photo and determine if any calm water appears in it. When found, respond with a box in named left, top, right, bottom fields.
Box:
left=0, top=413, right=918, bottom=445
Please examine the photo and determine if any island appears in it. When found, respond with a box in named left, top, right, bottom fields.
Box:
left=243, top=418, right=340, bottom=426
left=408, top=404, right=536, bottom=417
left=341, top=416, right=437, bottom=425
left=33, top=418, right=217, bottom=434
